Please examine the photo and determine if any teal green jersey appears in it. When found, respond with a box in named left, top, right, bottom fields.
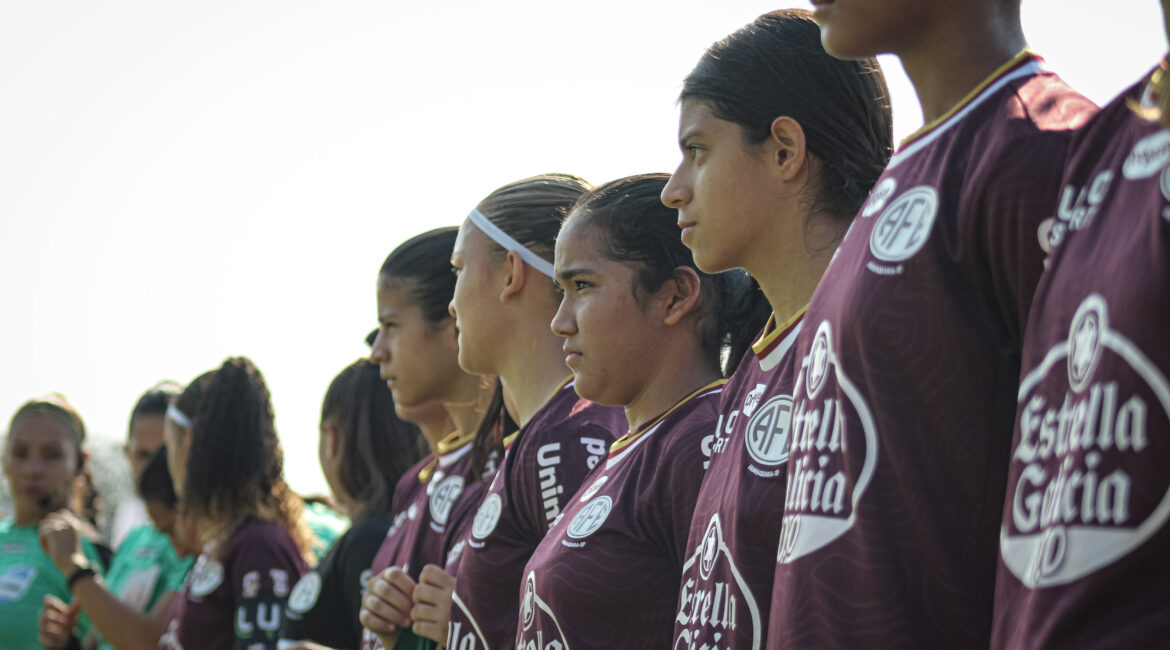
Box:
left=94, top=524, right=194, bottom=650
left=0, top=517, right=105, bottom=650
left=303, top=501, right=348, bottom=562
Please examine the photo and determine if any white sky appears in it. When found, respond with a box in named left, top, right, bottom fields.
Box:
left=1, top=0, right=1164, bottom=497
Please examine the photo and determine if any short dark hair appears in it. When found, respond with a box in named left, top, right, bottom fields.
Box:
left=128, top=382, right=183, bottom=439
left=320, top=359, right=425, bottom=514
left=379, top=228, right=459, bottom=325
left=138, top=446, right=178, bottom=510
left=682, top=9, right=893, bottom=224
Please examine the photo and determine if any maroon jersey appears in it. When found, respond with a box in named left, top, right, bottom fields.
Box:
left=672, top=313, right=803, bottom=650
left=361, top=433, right=477, bottom=650
left=769, top=52, right=1097, bottom=648
left=158, top=519, right=307, bottom=650
left=517, top=380, right=725, bottom=650
left=992, top=71, right=1170, bottom=648
left=447, top=380, right=624, bottom=650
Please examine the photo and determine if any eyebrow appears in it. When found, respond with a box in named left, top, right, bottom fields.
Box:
left=678, top=126, right=704, bottom=149
left=555, top=267, right=593, bottom=282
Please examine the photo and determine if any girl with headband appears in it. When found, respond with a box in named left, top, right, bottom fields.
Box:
left=37, top=384, right=195, bottom=650
left=517, top=173, right=767, bottom=648
left=764, top=0, right=1096, bottom=646
left=990, top=2, right=1170, bottom=645
left=359, top=228, right=507, bottom=650
left=660, top=10, right=892, bottom=649
left=157, top=357, right=311, bottom=650
left=278, top=359, right=426, bottom=650
left=364, top=174, right=626, bottom=650
left=0, top=394, right=106, bottom=650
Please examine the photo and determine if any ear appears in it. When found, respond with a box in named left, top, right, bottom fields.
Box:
left=660, top=267, right=704, bottom=327
left=76, top=450, right=89, bottom=474
left=321, top=421, right=341, bottom=459
left=499, top=250, right=530, bottom=303
left=768, top=116, right=808, bottom=182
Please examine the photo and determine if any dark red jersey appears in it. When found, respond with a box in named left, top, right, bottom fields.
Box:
left=992, top=70, right=1170, bottom=649
left=447, top=380, right=624, bottom=650
left=517, top=380, right=725, bottom=650
left=158, top=519, right=307, bottom=650
left=361, top=433, right=477, bottom=650
left=769, top=52, right=1097, bottom=649
left=672, top=313, right=803, bottom=650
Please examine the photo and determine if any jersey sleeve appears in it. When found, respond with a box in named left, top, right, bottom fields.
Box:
left=227, top=533, right=305, bottom=649
left=513, top=423, right=612, bottom=541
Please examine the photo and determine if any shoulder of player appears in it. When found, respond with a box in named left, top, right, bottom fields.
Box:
left=223, top=519, right=302, bottom=563
left=649, top=395, right=723, bottom=462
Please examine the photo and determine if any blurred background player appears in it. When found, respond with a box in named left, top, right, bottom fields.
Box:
left=0, top=394, right=107, bottom=650
left=359, top=228, right=503, bottom=650
left=38, top=384, right=196, bottom=650
left=768, top=0, right=1097, bottom=647
left=991, top=1, right=1170, bottom=646
left=517, top=173, right=762, bottom=647
left=660, top=9, right=891, bottom=648
left=109, top=383, right=181, bottom=548
left=158, top=357, right=311, bottom=650
left=279, top=359, right=425, bottom=650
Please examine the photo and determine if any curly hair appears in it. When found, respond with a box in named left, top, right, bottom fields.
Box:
left=174, top=357, right=312, bottom=562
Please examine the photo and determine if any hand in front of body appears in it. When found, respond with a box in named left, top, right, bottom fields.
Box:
left=411, top=565, right=455, bottom=643
left=38, top=510, right=90, bottom=577
left=361, top=566, right=415, bottom=648
left=38, top=594, right=79, bottom=649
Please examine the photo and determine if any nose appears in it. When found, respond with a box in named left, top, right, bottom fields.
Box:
left=369, top=329, right=389, bottom=364
left=448, top=298, right=458, bottom=321
left=550, top=295, right=577, bottom=338
left=661, top=167, right=692, bottom=209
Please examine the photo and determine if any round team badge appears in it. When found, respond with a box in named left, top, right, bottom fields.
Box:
left=521, top=573, right=537, bottom=631
left=189, top=558, right=225, bottom=597
left=429, top=475, right=465, bottom=527
left=868, top=185, right=938, bottom=262
left=566, top=496, right=613, bottom=540
left=1067, top=294, right=1106, bottom=392
left=471, top=493, right=503, bottom=540
left=744, top=395, right=793, bottom=467
left=288, top=572, right=323, bottom=614
left=805, top=322, right=833, bottom=399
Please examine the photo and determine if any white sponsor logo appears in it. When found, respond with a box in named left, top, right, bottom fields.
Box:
left=675, top=515, right=762, bottom=650
left=521, top=574, right=537, bottom=631
left=744, top=395, right=793, bottom=468
left=189, top=557, right=224, bottom=597
left=868, top=185, right=938, bottom=263
left=1123, top=130, right=1170, bottom=179
left=566, top=496, right=612, bottom=540
left=1001, top=294, right=1170, bottom=587
left=516, top=571, right=572, bottom=649
left=1045, top=170, right=1113, bottom=255
left=861, top=177, right=897, bottom=217
left=450, top=591, right=492, bottom=650
left=779, top=320, right=880, bottom=564
left=471, top=493, right=503, bottom=540
left=288, top=572, right=322, bottom=614
left=429, top=475, right=465, bottom=527
left=578, top=475, right=609, bottom=503
left=0, top=566, right=36, bottom=605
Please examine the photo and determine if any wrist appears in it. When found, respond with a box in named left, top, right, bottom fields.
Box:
left=66, top=563, right=96, bottom=592
left=66, top=553, right=90, bottom=575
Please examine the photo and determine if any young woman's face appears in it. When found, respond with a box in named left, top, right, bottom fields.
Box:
left=449, top=220, right=507, bottom=375
left=371, top=281, right=464, bottom=411
left=1, top=414, right=79, bottom=521
left=125, top=414, right=165, bottom=485
left=810, top=0, right=943, bottom=59
left=162, top=417, right=189, bottom=498
left=662, top=100, right=783, bottom=274
left=551, top=219, right=664, bottom=407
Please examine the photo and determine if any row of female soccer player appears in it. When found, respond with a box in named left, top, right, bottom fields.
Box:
left=4, top=0, right=1168, bottom=647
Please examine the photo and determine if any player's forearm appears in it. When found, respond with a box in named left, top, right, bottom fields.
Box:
left=71, top=577, right=171, bottom=650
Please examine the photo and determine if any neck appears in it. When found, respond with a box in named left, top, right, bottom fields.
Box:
left=899, top=12, right=1026, bottom=124
left=624, top=339, right=720, bottom=433
left=416, top=411, right=454, bottom=456
left=497, top=320, right=571, bottom=426
left=13, top=505, right=41, bottom=527
left=442, top=373, right=486, bottom=440
left=751, top=244, right=833, bottom=326
left=340, top=497, right=367, bottom=521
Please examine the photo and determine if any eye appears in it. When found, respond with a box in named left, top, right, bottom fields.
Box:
left=573, top=280, right=593, bottom=292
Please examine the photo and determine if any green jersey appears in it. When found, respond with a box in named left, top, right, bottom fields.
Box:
left=95, top=524, right=194, bottom=650
left=303, top=501, right=348, bottom=563
left=0, top=517, right=105, bottom=650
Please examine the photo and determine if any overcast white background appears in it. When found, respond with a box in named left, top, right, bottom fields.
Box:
left=0, top=1, right=1163, bottom=497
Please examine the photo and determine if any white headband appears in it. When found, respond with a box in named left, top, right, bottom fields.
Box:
left=166, top=404, right=192, bottom=429
left=467, top=208, right=555, bottom=278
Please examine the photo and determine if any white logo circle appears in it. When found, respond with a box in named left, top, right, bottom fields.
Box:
left=521, top=574, right=537, bottom=631
left=744, top=395, right=793, bottom=467
left=861, top=177, right=897, bottom=217
left=189, top=558, right=224, bottom=597
left=471, top=493, right=503, bottom=540
left=428, top=475, right=465, bottom=527
left=287, top=572, right=322, bottom=614
left=566, top=496, right=613, bottom=540
left=1123, top=130, right=1170, bottom=179
left=698, top=518, right=722, bottom=581
left=578, top=475, right=609, bottom=503
left=805, top=322, right=832, bottom=400
left=868, top=185, right=938, bottom=262
left=1067, top=295, right=1107, bottom=393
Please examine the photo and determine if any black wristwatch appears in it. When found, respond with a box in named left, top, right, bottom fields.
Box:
left=66, top=566, right=96, bottom=591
